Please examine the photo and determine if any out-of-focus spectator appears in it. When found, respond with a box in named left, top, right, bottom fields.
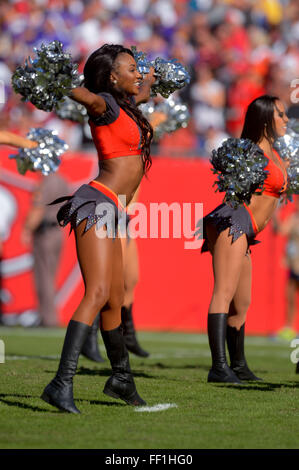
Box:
left=272, top=196, right=299, bottom=342
left=226, top=67, right=266, bottom=137
left=190, top=64, right=225, bottom=151
left=21, top=173, right=69, bottom=327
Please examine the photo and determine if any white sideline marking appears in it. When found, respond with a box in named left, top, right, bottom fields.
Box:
left=135, top=403, right=178, bottom=413
left=0, top=327, right=295, bottom=349
left=6, top=355, right=60, bottom=360
left=4, top=349, right=292, bottom=361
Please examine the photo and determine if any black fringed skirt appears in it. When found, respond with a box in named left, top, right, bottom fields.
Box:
left=195, top=203, right=260, bottom=253
left=50, top=180, right=126, bottom=237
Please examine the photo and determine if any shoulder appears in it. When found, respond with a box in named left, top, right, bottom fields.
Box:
left=89, top=92, right=120, bottom=126
left=97, top=92, right=118, bottom=108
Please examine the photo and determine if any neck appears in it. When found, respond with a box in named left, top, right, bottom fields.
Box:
left=257, top=137, right=273, bottom=156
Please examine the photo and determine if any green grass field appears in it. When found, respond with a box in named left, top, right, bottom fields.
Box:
left=0, top=327, right=299, bottom=450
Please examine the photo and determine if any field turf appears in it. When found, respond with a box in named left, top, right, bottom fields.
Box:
left=0, top=327, right=299, bottom=450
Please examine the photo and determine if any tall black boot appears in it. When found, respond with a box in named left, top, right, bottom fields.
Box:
left=121, top=305, right=149, bottom=358
left=296, top=360, right=299, bottom=374
left=227, top=323, right=262, bottom=381
left=81, top=313, right=105, bottom=362
left=207, top=313, right=243, bottom=384
left=41, top=320, right=91, bottom=413
left=101, top=324, right=146, bottom=406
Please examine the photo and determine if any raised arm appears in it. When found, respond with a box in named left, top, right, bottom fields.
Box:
left=69, top=87, right=107, bottom=117
left=0, top=130, right=37, bottom=149
left=135, top=67, right=156, bottom=105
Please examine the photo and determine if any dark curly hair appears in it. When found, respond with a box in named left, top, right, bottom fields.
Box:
left=83, top=44, right=153, bottom=173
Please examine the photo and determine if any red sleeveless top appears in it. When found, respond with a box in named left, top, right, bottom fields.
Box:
left=88, top=93, right=142, bottom=160
left=258, top=149, right=288, bottom=198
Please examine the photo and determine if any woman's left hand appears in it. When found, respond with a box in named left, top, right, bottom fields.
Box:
left=144, top=66, right=157, bottom=87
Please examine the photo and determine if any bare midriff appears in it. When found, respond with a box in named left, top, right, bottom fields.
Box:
left=93, top=154, right=144, bottom=207
left=247, top=193, right=280, bottom=233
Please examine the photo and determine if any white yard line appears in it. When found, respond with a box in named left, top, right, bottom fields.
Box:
left=3, top=349, right=291, bottom=361
left=134, top=403, right=178, bottom=413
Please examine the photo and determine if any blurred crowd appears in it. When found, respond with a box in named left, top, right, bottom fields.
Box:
left=1, top=0, right=299, bottom=157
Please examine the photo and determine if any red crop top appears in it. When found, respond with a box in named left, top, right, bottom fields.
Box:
left=89, top=93, right=142, bottom=160
left=257, top=149, right=288, bottom=198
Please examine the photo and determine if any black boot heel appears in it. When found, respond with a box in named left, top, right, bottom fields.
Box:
left=41, top=320, right=91, bottom=413
left=207, top=313, right=243, bottom=385
left=208, top=364, right=243, bottom=384
left=122, top=305, right=149, bottom=358
left=81, top=313, right=105, bottom=363
left=41, top=384, right=80, bottom=414
left=227, top=324, right=262, bottom=381
left=101, top=325, right=146, bottom=406
left=103, top=373, right=145, bottom=406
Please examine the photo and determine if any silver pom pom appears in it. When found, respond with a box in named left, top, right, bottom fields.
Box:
left=211, top=138, right=268, bottom=208
left=139, top=96, right=190, bottom=141
left=274, top=119, right=299, bottom=160
left=11, top=41, right=81, bottom=112
left=131, top=46, right=190, bottom=98
left=150, top=57, right=190, bottom=98
left=55, top=96, right=88, bottom=123
left=274, top=119, right=299, bottom=199
left=131, top=46, right=151, bottom=75
left=10, top=128, right=68, bottom=175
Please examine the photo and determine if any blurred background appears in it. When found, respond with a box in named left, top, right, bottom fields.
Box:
left=1, top=0, right=299, bottom=155
left=0, top=0, right=299, bottom=338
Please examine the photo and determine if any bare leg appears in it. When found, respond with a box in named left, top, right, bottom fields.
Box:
left=226, top=254, right=262, bottom=380
left=79, top=223, right=119, bottom=362
left=41, top=222, right=129, bottom=412
left=120, top=237, right=149, bottom=357
left=227, top=253, right=252, bottom=330
left=285, top=278, right=298, bottom=328
left=277, top=276, right=298, bottom=341
left=72, top=223, right=121, bottom=326
left=100, top=232, right=124, bottom=331
left=122, top=237, right=139, bottom=308
left=207, top=225, right=249, bottom=314
left=205, top=225, right=248, bottom=383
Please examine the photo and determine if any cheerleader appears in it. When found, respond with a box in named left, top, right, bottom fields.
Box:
left=201, top=95, right=289, bottom=383
left=41, top=44, right=156, bottom=413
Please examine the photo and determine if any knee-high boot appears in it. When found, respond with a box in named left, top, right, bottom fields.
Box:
left=41, top=320, right=91, bottom=413
left=81, top=313, right=105, bottom=362
left=296, top=361, right=299, bottom=374
left=121, top=305, right=149, bottom=358
left=101, top=324, right=146, bottom=406
left=226, top=323, right=262, bottom=381
left=207, top=313, right=243, bottom=384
